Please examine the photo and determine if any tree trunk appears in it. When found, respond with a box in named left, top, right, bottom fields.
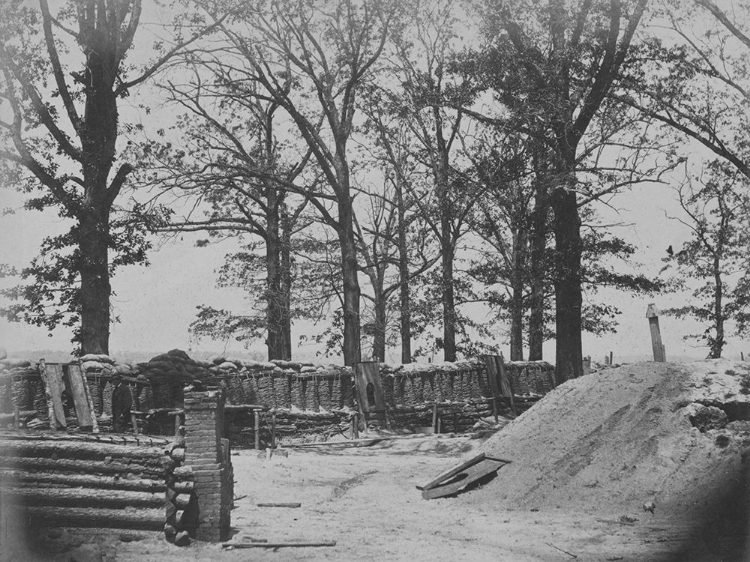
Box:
left=338, top=200, right=361, bottom=366
left=441, top=233, right=457, bottom=362
left=709, top=258, right=725, bottom=359
left=79, top=212, right=111, bottom=355
left=396, top=181, right=412, bottom=364
left=372, top=287, right=387, bottom=362
left=265, top=193, right=284, bottom=361
left=77, top=24, right=121, bottom=356
left=552, top=183, right=583, bottom=384
left=509, top=214, right=528, bottom=361
left=528, top=177, right=549, bottom=361
left=280, top=207, right=293, bottom=360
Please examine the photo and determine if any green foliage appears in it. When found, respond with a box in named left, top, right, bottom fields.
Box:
left=660, top=161, right=750, bottom=358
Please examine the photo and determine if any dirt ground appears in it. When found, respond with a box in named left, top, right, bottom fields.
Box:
left=6, top=360, right=750, bottom=562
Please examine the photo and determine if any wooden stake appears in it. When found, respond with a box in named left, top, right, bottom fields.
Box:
left=350, top=413, right=359, bottom=439
left=254, top=410, right=260, bottom=450
left=646, top=304, right=666, bottom=362
left=609, top=351, right=613, bottom=366
left=432, top=403, right=439, bottom=434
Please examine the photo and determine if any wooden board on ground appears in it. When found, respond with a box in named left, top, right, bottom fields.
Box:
left=417, top=452, right=488, bottom=491
left=39, top=361, right=67, bottom=430
left=420, top=456, right=509, bottom=500
left=64, top=363, right=95, bottom=429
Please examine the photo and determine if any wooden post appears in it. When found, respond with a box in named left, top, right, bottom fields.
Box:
left=271, top=411, right=276, bottom=449
left=481, top=355, right=501, bottom=421
left=609, top=351, right=613, bottom=366
left=351, top=413, right=359, bottom=439
left=432, top=403, right=439, bottom=434
left=497, top=356, right=516, bottom=415
left=254, top=410, right=260, bottom=450
left=646, top=304, right=666, bottom=362
left=742, top=352, right=745, bottom=361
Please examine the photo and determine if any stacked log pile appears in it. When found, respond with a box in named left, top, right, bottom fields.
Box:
left=0, top=432, right=189, bottom=535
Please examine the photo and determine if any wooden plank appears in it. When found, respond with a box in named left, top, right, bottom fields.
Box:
left=257, top=502, right=301, bottom=508
left=416, top=452, right=486, bottom=491
left=481, top=356, right=501, bottom=422
left=421, top=457, right=508, bottom=500
left=354, top=362, right=385, bottom=413
left=496, top=357, right=516, bottom=415
left=64, top=364, right=94, bottom=428
left=39, top=360, right=66, bottom=430
left=222, top=541, right=336, bottom=549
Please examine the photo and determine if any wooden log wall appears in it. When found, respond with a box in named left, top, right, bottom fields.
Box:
left=0, top=431, right=190, bottom=536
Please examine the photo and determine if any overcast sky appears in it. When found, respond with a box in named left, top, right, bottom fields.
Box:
left=0, top=2, right=747, bottom=365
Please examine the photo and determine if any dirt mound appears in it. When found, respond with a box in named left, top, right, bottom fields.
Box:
left=465, top=360, right=750, bottom=519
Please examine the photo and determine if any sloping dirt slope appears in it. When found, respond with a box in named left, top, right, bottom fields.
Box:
left=471, top=360, right=750, bottom=520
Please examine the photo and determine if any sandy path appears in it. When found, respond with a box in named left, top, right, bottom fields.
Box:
left=11, top=433, right=722, bottom=562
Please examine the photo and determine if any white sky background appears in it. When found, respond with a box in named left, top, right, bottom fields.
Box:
left=0, top=1, right=747, bottom=364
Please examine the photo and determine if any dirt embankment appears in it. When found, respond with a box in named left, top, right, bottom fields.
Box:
left=472, top=360, right=750, bottom=522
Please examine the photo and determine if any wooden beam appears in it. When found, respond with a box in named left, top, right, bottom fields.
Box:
left=646, top=304, right=666, bottom=362
left=65, top=363, right=95, bottom=429
left=39, top=360, right=66, bottom=430
left=222, top=540, right=336, bottom=549
left=26, top=506, right=163, bottom=530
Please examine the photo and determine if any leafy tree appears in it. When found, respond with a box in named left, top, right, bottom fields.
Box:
left=142, top=51, right=314, bottom=360
left=465, top=0, right=649, bottom=382
left=353, top=181, right=438, bottom=362
left=387, top=0, right=482, bottom=361
left=620, top=0, right=750, bottom=180
left=0, top=0, right=221, bottom=353
left=660, top=161, right=750, bottom=358
left=194, top=0, right=398, bottom=365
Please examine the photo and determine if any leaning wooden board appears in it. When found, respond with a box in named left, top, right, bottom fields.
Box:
left=66, top=363, right=96, bottom=429
left=420, top=457, right=508, bottom=500
left=417, top=452, right=510, bottom=500
left=39, top=360, right=67, bottom=430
